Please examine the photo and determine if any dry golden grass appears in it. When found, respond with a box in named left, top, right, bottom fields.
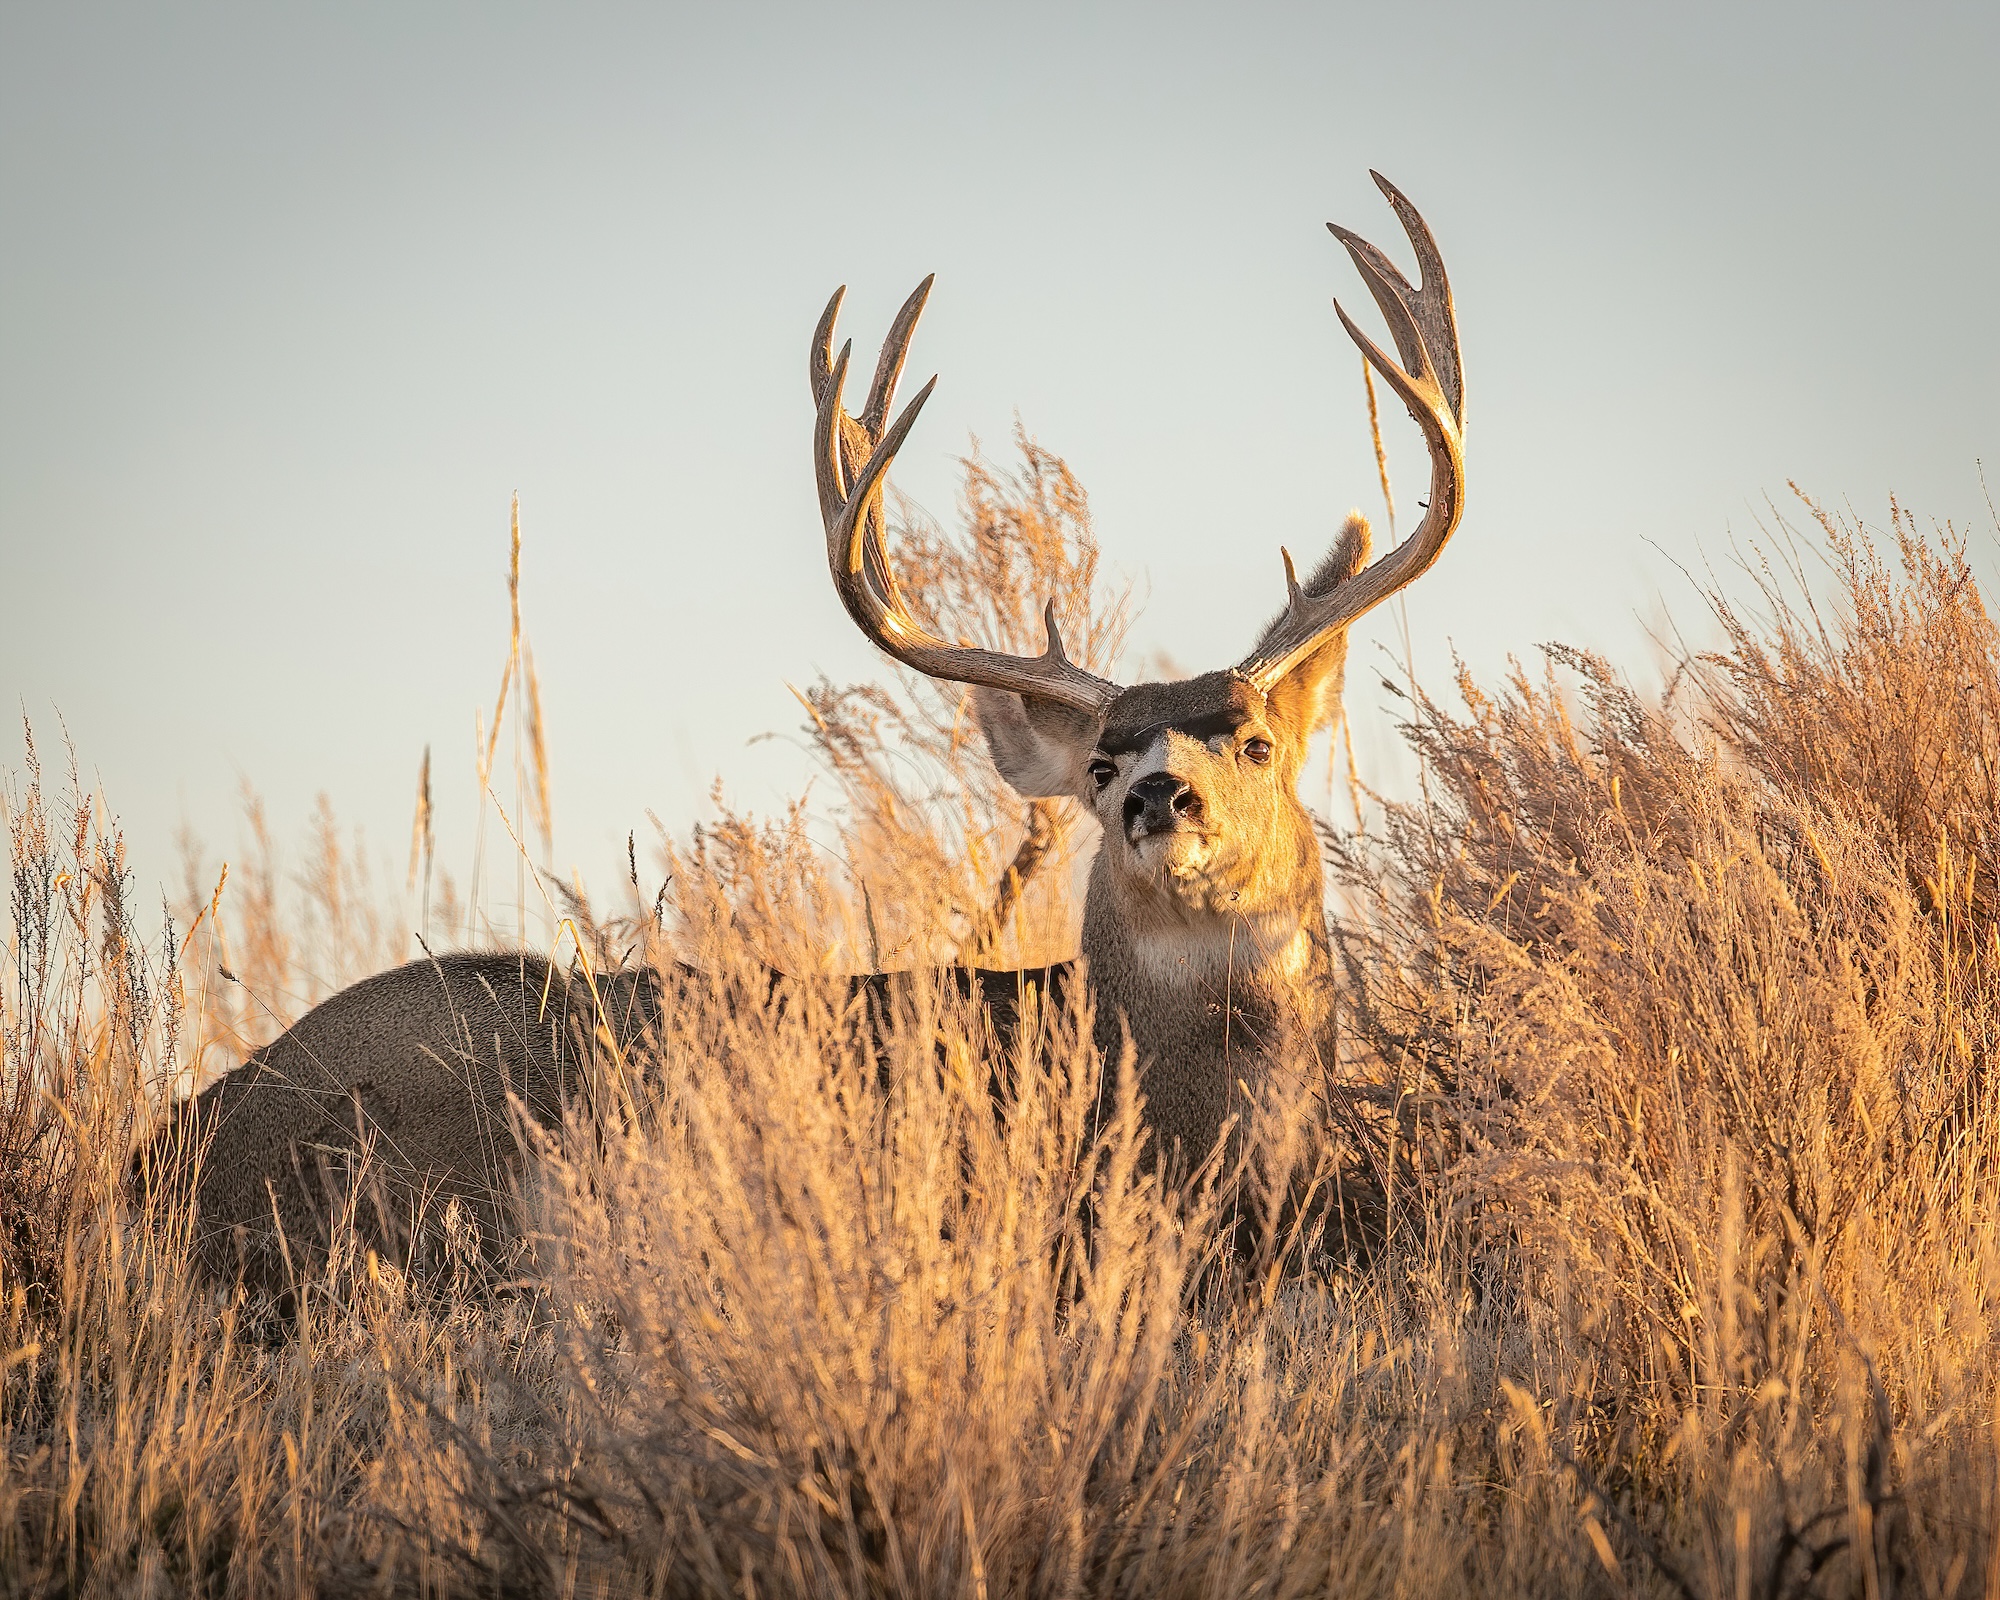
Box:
left=4, top=453, right=2000, bottom=1596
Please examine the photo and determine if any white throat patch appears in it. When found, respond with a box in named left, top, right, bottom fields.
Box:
left=1127, top=914, right=1315, bottom=988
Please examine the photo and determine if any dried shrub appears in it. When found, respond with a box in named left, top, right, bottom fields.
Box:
left=6, top=482, right=2000, bottom=1597
left=1706, top=493, right=2000, bottom=929
left=1332, top=504, right=2000, bottom=1596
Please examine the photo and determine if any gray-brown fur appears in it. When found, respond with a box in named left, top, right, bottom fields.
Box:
left=144, top=953, right=1064, bottom=1294
left=140, top=951, right=660, bottom=1297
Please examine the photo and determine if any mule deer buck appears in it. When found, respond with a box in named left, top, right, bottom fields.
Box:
left=143, top=172, right=1464, bottom=1294
left=810, top=169, right=1463, bottom=1175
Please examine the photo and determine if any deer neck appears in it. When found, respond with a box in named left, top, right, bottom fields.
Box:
left=1078, top=846, right=1334, bottom=1167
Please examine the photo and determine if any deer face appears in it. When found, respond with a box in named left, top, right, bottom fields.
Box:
left=1094, top=674, right=1318, bottom=913
left=1096, top=675, right=1277, bottom=908
left=971, top=519, right=1367, bottom=936
left=981, top=670, right=1324, bottom=928
left=983, top=673, right=1297, bottom=917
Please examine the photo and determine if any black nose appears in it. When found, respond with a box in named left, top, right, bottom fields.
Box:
left=1124, top=773, right=1203, bottom=833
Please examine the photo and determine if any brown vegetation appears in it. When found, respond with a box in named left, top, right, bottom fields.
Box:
left=4, top=457, right=1999, bottom=1596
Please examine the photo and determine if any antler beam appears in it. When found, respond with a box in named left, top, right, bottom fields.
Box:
left=1236, top=172, right=1467, bottom=692
left=810, top=279, right=1122, bottom=717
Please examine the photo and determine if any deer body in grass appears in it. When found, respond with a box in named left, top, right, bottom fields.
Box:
left=146, top=174, right=1465, bottom=1291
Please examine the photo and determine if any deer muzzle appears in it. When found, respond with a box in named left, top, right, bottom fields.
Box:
left=1123, top=772, right=1206, bottom=839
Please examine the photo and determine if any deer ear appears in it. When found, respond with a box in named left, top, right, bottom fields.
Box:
left=1260, top=512, right=1372, bottom=744
left=971, top=686, right=1101, bottom=800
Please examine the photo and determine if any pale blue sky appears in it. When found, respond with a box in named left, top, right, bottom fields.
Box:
left=4, top=2, right=1996, bottom=948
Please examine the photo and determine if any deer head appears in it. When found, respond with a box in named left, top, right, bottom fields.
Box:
left=809, top=172, right=1464, bottom=997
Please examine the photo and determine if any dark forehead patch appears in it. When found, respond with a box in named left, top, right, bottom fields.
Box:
left=1098, top=671, right=1264, bottom=756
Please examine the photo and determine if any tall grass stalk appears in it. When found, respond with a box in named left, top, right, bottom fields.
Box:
left=4, top=462, right=1998, bottom=1595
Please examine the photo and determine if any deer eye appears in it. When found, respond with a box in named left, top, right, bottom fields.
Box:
left=1087, top=758, right=1117, bottom=789
left=1242, top=737, right=1273, bottom=766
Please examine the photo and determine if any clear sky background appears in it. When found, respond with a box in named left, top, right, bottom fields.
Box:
left=4, top=2, right=1996, bottom=953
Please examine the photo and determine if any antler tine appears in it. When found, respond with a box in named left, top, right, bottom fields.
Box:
left=862, top=274, right=933, bottom=437
left=809, top=281, right=1122, bottom=717
left=1238, top=181, right=1467, bottom=693
left=809, top=311, right=884, bottom=599
left=1327, top=233, right=1437, bottom=404
left=810, top=286, right=844, bottom=411
left=811, top=335, right=857, bottom=525
left=828, top=368, right=938, bottom=599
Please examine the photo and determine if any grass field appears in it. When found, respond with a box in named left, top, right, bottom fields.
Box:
left=5, top=452, right=1999, bottom=1597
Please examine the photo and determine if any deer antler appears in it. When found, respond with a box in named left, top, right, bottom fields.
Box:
left=1236, top=172, right=1467, bottom=691
left=811, top=280, right=1122, bottom=716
